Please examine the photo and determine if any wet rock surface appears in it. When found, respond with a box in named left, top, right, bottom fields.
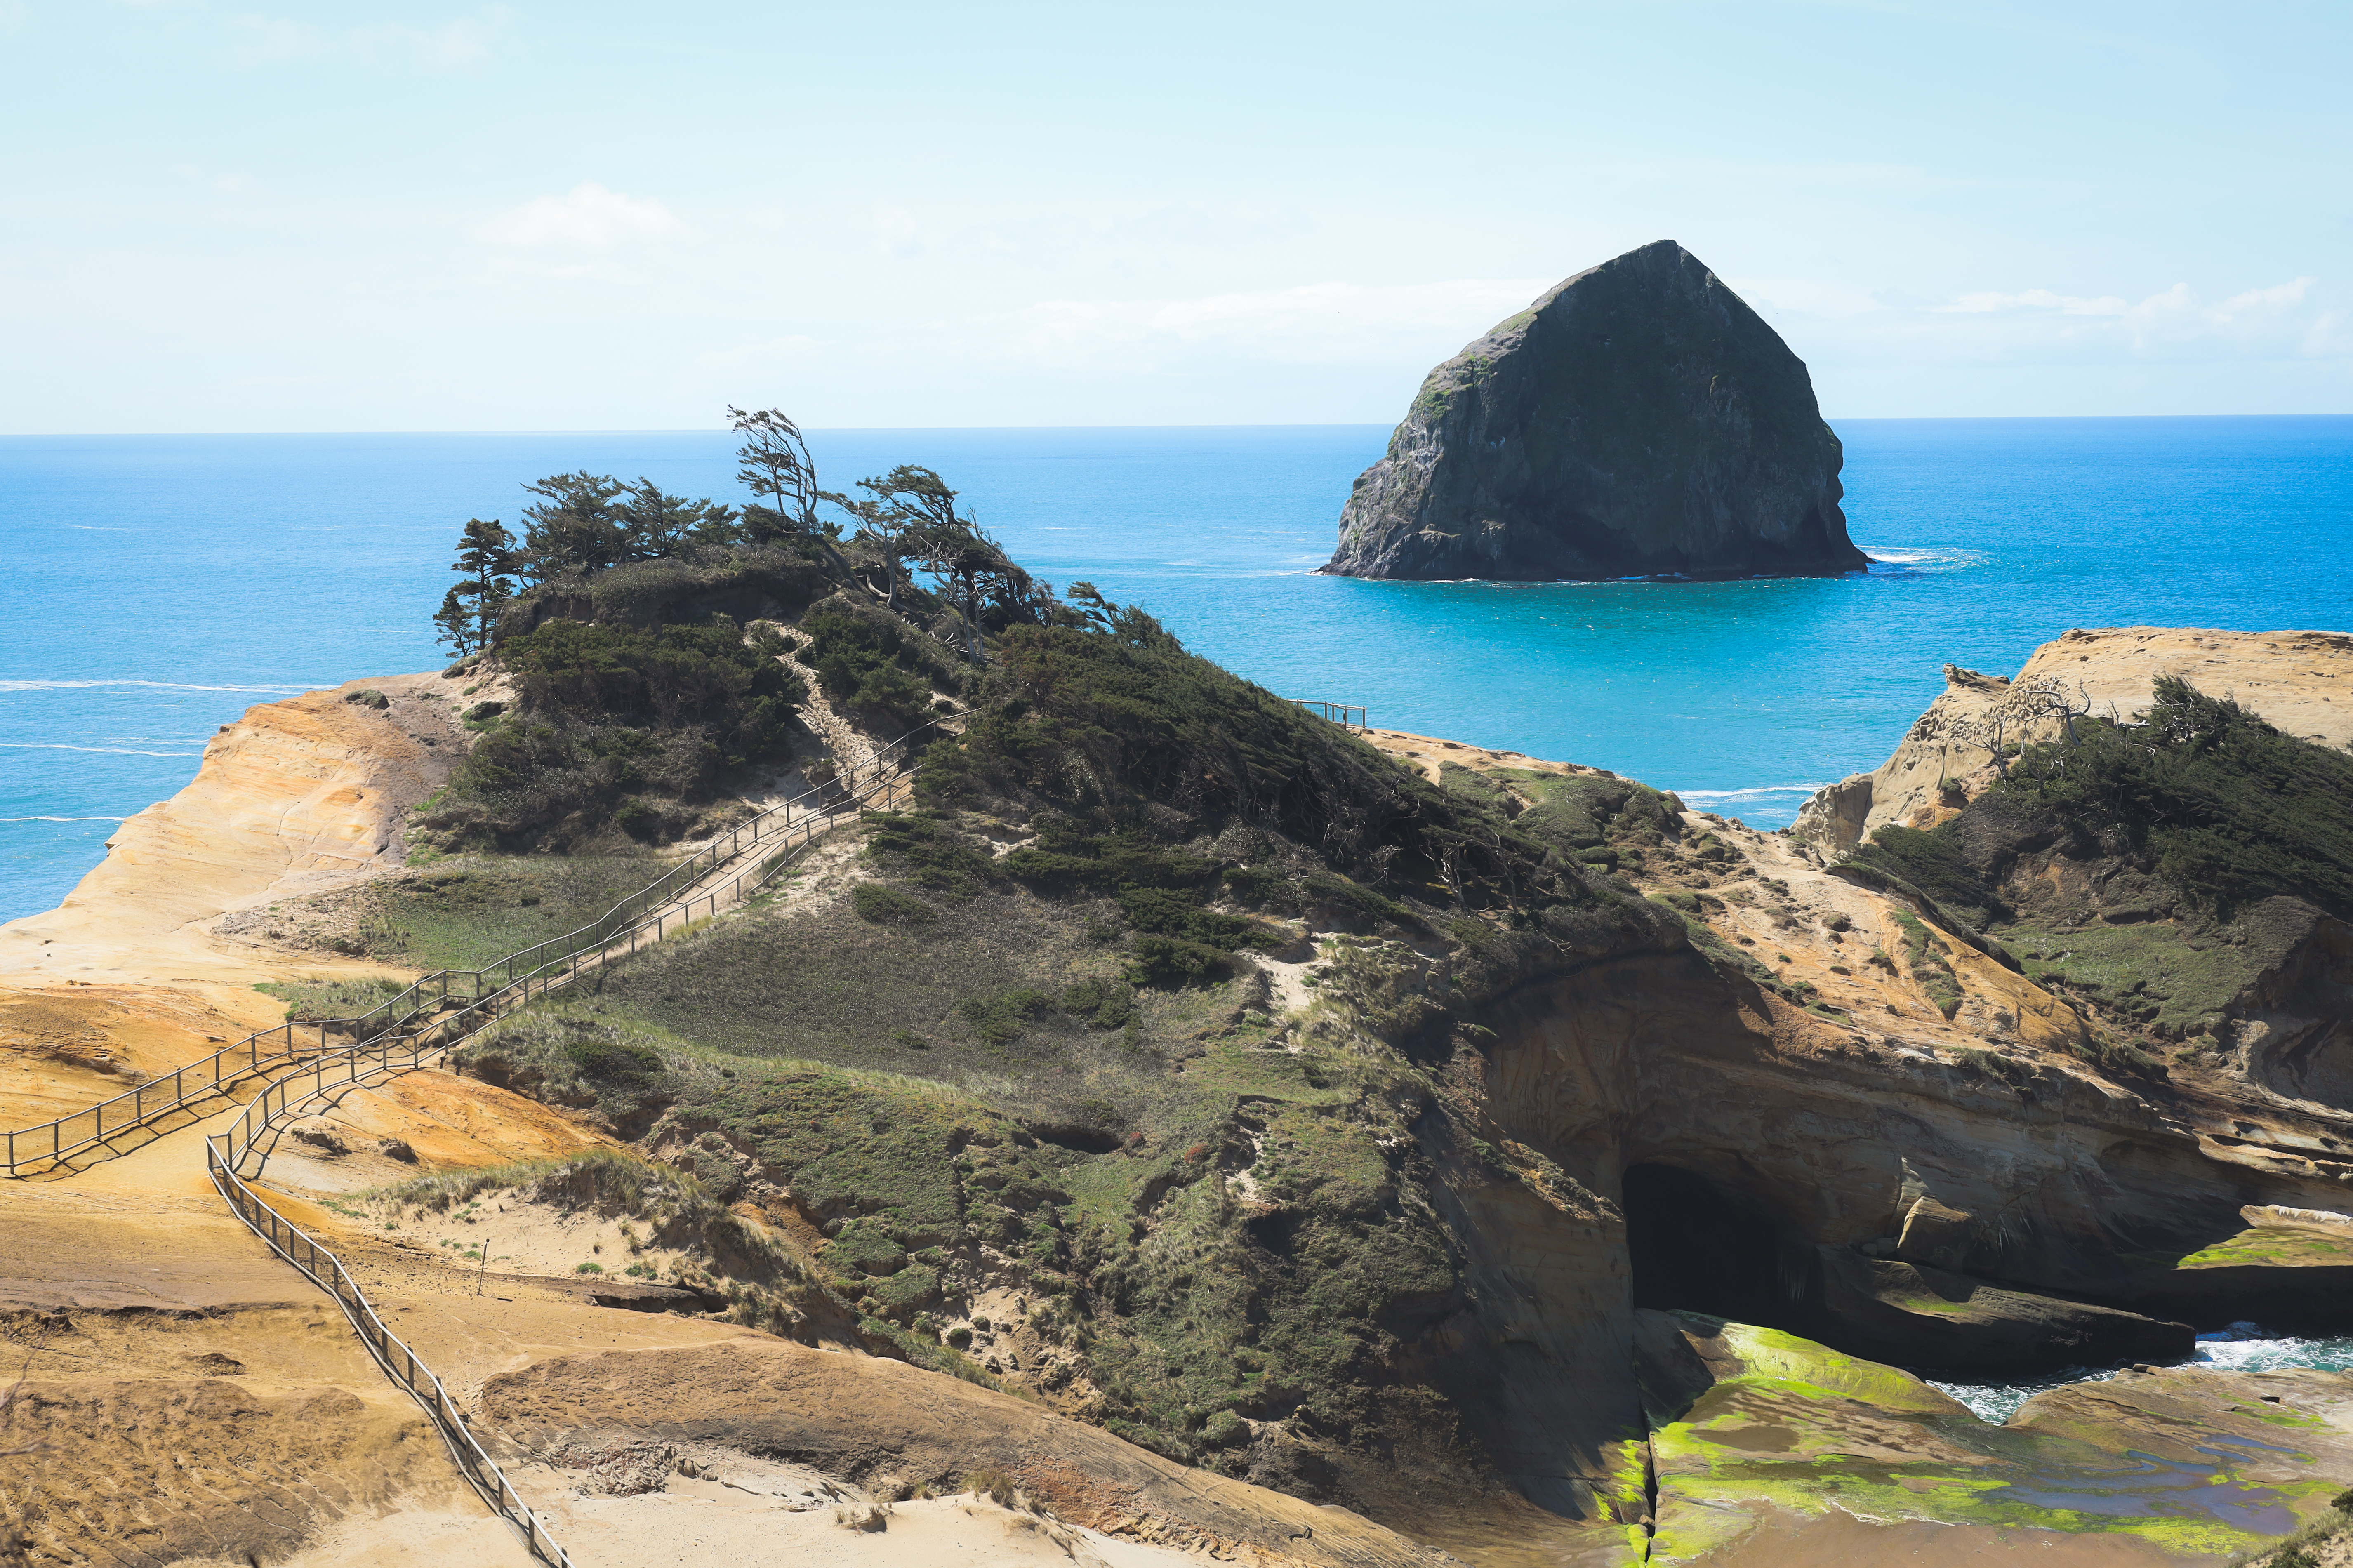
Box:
left=1638, top=1310, right=2353, bottom=1564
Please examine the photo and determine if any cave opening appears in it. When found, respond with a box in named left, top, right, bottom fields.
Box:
left=1623, top=1162, right=1799, bottom=1327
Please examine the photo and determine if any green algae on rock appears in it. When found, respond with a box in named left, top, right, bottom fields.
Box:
left=1324, top=240, right=1867, bottom=583
left=1638, top=1311, right=2353, bottom=1565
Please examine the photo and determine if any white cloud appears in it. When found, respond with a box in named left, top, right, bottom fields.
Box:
left=1753, top=273, right=2343, bottom=367
left=227, top=9, right=501, bottom=68
left=1006, top=278, right=1557, bottom=365
left=1936, top=288, right=2130, bottom=316
left=473, top=184, right=681, bottom=249
left=696, top=333, right=817, bottom=369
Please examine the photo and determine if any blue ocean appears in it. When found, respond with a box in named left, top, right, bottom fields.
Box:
left=4, top=417, right=2349, bottom=924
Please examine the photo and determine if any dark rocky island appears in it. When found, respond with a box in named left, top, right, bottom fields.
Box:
left=1324, top=239, right=1870, bottom=581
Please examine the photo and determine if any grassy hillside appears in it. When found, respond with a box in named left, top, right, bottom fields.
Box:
left=404, top=560, right=1701, bottom=1504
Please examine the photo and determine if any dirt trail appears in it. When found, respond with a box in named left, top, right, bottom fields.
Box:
left=774, top=640, right=883, bottom=779
left=0, top=1102, right=538, bottom=1564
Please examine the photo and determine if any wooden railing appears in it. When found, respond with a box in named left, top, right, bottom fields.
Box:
left=1289, top=698, right=1367, bottom=730
left=187, top=752, right=926, bottom=1563
left=4, top=720, right=942, bottom=1177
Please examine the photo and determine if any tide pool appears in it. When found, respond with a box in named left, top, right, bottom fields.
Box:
left=3, top=417, right=2349, bottom=923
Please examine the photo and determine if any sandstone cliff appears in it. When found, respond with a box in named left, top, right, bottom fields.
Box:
left=0, top=672, right=492, bottom=1126
left=1793, top=625, right=2353, bottom=853
left=0, top=670, right=489, bottom=988
left=1324, top=240, right=1866, bottom=582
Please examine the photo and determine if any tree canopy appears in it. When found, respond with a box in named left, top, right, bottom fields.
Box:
left=433, top=517, right=523, bottom=655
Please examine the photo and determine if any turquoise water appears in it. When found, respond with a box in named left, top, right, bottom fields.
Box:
left=3, top=417, right=2349, bottom=923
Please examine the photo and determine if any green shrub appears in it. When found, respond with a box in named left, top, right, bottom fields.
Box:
left=864, top=812, right=1002, bottom=899
left=1303, top=871, right=1416, bottom=931
left=1855, top=824, right=2004, bottom=931
left=1062, top=975, right=1137, bottom=1029
left=2005, top=677, right=2353, bottom=921
left=1128, top=935, right=1229, bottom=987
left=915, top=611, right=1574, bottom=914
left=1222, top=864, right=1291, bottom=906
left=852, top=883, right=936, bottom=925
left=565, top=1034, right=662, bottom=1083
left=869, top=1262, right=942, bottom=1318
left=502, top=615, right=801, bottom=745
left=429, top=613, right=803, bottom=848
left=826, top=1222, right=909, bottom=1277
left=1114, top=886, right=1271, bottom=950
left=801, top=599, right=947, bottom=725
left=959, top=986, right=1056, bottom=1047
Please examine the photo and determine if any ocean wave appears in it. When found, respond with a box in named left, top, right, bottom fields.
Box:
left=1860, top=546, right=1988, bottom=572
left=0, top=815, right=131, bottom=823
left=0, top=742, right=200, bottom=757
left=0, top=679, right=314, bottom=693
left=1671, top=783, right=1829, bottom=804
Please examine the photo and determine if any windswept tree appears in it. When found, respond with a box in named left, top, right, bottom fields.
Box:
left=728, top=405, right=822, bottom=541
left=821, top=463, right=965, bottom=610
left=908, top=512, right=1056, bottom=665
left=518, top=471, right=628, bottom=580
left=433, top=517, right=523, bottom=655
left=615, top=478, right=739, bottom=560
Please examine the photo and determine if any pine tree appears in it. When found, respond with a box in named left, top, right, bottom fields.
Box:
left=614, top=478, right=739, bottom=559
left=436, top=517, right=522, bottom=655
left=432, top=584, right=477, bottom=656
left=727, top=405, right=822, bottom=542
left=518, top=473, right=627, bottom=579
left=820, top=464, right=964, bottom=610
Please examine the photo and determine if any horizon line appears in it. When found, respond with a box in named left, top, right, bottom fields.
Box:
left=6, top=412, right=2353, bottom=439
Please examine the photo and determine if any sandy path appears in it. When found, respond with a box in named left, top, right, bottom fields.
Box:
left=0, top=1103, right=537, bottom=1565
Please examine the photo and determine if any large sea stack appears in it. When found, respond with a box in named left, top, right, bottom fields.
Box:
left=1324, top=240, right=1868, bottom=581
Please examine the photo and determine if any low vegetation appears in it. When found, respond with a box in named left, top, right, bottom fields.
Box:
left=800, top=597, right=959, bottom=725
left=1847, top=677, right=2353, bottom=1054
left=420, top=616, right=804, bottom=851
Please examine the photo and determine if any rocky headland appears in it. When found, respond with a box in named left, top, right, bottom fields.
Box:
left=5, top=533, right=2352, bottom=1568
left=1793, top=625, right=2353, bottom=854
left=1323, top=240, right=1867, bottom=582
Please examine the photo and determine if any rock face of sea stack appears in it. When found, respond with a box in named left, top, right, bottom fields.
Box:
left=1324, top=240, right=1868, bottom=581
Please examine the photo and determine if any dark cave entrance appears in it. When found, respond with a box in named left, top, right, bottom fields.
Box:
left=1623, top=1162, right=1798, bottom=1327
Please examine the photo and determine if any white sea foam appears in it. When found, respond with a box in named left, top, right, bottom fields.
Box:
left=0, top=815, right=131, bottom=823
left=1929, top=1322, right=2353, bottom=1425
left=0, top=742, right=199, bottom=757
left=2188, top=1321, right=2353, bottom=1375
left=1861, top=546, right=1988, bottom=571
left=1672, top=783, right=1830, bottom=804
left=0, top=679, right=314, bottom=694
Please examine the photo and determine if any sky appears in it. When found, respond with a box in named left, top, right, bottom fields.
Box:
left=2, top=0, right=2348, bottom=431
